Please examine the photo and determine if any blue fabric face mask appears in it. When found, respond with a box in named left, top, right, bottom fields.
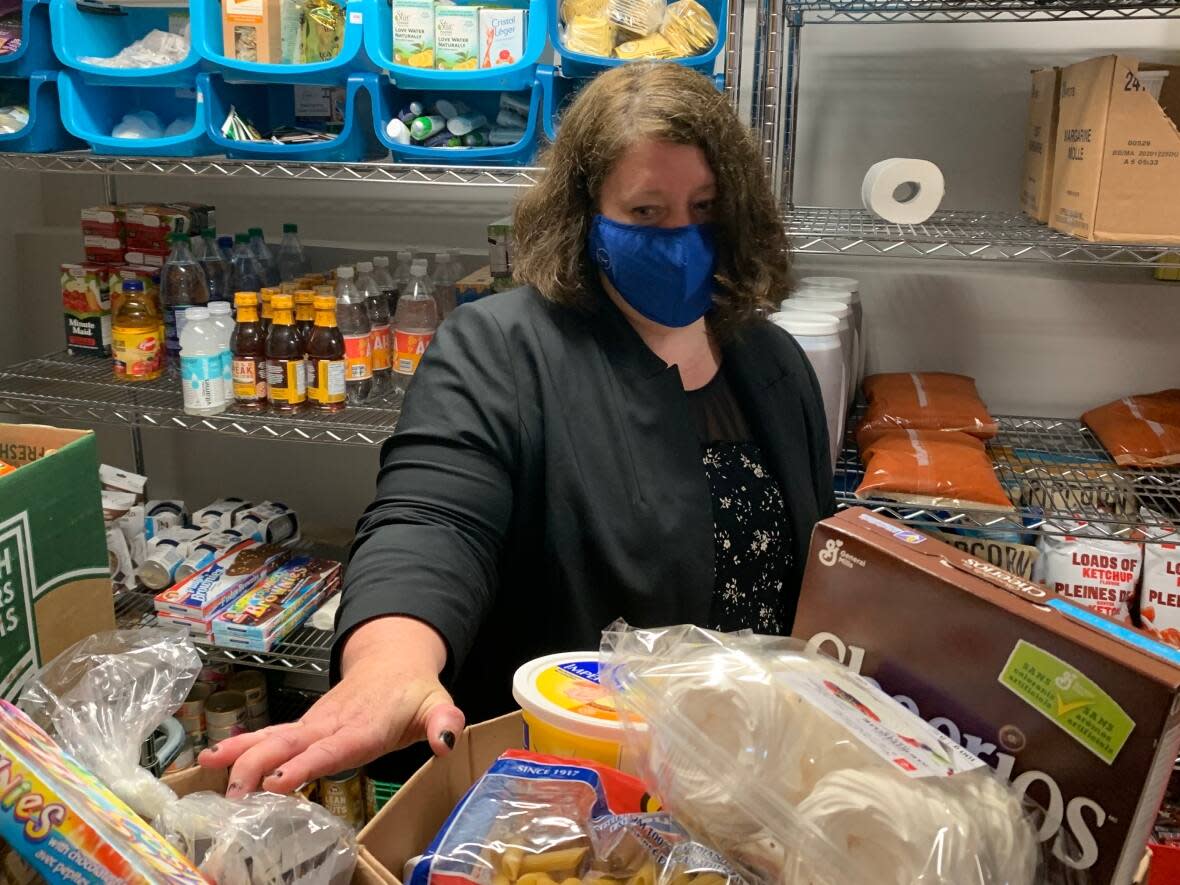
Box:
left=589, top=215, right=717, bottom=328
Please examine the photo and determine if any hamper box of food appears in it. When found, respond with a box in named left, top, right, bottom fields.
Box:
left=1049, top=55, right=1180, bottom=244
left=0, top=425, right=113, bottom=701
left=791, top=507, right=1180, bottom=885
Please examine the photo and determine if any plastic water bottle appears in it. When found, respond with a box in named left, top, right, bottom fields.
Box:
left=372, top=256, right=397, bottom=312
left=217, top=235, right=234, bottom=263
left=160, top=232, right=210, bottom=372
left=249, top=227, right=281, bottom=287
left=393, top=259, right=439, bottom=383
left=230, top=233, right=264, bottom=295
left=277, top=222, right=310, bottom=283
left=207, top=301, right=235, bottom=394
left=179, top=306, right=227, bottom=416
left=335, top=266, right=373, bottom=404
left=356, top=261, right=392, bottom=396
left=199, top=228, right=232, bottom=304
left=432, top=251, right=458, bottom=319
left=391, top=250, right=413, bottom=313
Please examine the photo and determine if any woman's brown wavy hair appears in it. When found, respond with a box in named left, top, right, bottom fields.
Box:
left=513, top=62, right=789, bottom=334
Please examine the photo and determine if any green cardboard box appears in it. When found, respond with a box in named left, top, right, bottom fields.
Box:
left=0, top=424, right=114, bottom=700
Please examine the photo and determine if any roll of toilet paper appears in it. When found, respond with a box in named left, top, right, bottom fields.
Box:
left=861, top=158, right=945, bottom=225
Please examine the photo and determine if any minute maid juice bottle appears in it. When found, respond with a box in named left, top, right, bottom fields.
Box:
left=434, top=5, right=479, bottom=70
left=393, top=0, right=435, bottom=67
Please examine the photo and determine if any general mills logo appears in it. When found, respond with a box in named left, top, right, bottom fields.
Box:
left=818, top=539, right=843, bottom=567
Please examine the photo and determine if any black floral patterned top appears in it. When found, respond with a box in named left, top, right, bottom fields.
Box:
left=688, top=368, right=794, bottom=635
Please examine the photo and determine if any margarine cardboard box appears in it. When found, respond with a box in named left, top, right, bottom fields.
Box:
left=1020, top=66, right=1061, bottom=223
left=792, top=508, right=1180, bottom=885
left=0, top=424, right=113, bottom=702
left=1049, top=55, right=1180, bottom=243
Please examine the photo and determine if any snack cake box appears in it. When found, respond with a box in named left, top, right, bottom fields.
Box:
left=791, top=508, right=1180, bottom=885
left=0, top=700, right=204, bottom=883
left=213, top=556, right=341, bottom=648
left=153, top=540, right=289, bottom=620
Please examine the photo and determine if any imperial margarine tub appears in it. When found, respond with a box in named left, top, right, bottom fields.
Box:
left=511, top=652, right=641, bottom=773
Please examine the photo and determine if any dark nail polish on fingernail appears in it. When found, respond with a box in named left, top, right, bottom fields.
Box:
left=227, top=783, right=240, bottom=793
left=441, top=730, right=456, bottom=750
left=270, top=770, right=283, bottom=781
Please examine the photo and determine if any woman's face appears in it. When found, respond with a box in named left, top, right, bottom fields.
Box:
left=598, top=138, right=716, bottom=229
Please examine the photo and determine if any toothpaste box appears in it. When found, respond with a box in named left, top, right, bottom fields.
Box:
left=154, top=541, right=289, bottom=621
left=393, top=0, right=434, bottom=67
left=479, top=8, right=525, bottom=68
left=434, top=5, right=479, bottom=71
left=213, top=556, right=341, bottom=650
left=0, top=700, right=206, bottom=884
left=61, top=261, right=114, bottom=356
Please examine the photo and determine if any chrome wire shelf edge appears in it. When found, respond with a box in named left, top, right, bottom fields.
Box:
left=0, top=352, right=401, bottom=446
left=835, top=413, right=1180, bottom=542
left=0, top=151, right=544, bottom=187
left=785, top=207, right=1180, bottom=265
left=788, top=0, right=1180, bottom=22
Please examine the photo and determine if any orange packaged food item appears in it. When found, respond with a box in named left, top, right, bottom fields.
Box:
left=859, top=372, right=998, bottom=441
left=1082, top=390, right=1180, bottom=467
left=855, top=429, right=1013, bottom=510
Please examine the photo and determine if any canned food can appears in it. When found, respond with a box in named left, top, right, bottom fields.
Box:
left=364, top=774, right=377, bottom=823
left=227, top=670, right=268, bottom=707
left=200, top=662, right=232, bottom=686
left=178, top=682, right=212, bottom=721
left=320, top=769, right=364, bottom=830
left=177, top=712, right=206, bottom=742
left=204, top=690, right=247, bottom=728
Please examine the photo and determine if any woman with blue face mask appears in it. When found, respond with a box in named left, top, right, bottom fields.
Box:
left=203, top=63, right=835, bottom=796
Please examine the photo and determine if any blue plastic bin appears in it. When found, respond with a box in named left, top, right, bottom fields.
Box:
left=550, top=0, right=726, bottom=78
left=204, top=72, right=376, bottom=161
left=364, top=72, right=539, bottom=165
left=57, top=70, right=214, bottom=156
left=51, top=0, right=203, bottom=87
left=540, top=65, right=722, bottom=141
left=365, top=0, right=544, bottom=92
left=196, top=0, right=371, bottom=85
left=0, top=0, right=58, bottom=77
left=0, top=72, right=83, bottom=152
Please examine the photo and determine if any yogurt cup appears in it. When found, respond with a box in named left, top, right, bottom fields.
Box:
left=512, top=652, right=642, bottom=773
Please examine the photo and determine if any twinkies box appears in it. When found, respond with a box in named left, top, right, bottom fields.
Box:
left=153, top=540, right=289, bottom=621
left=1020, top=67, right=1061, bottom=223
left=1049, top=55, right=1180, bottom=243
left=791, top=508, right=1180, bottom=885
left=0, top=425, right=113, bottom=702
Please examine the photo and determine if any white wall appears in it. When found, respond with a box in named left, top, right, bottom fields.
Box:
left=2, top=12, right=1179, bottom=533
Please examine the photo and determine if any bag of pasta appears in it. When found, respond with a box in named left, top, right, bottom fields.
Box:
left=561, top=0, right=608, bottom=24
left=659, top=0, right=716, bottom=56
left=615, top=33, right=678, bottom=59
left=563, top=14, right=615, bottom=56
left=607, top=0, right=665, bottom=38
left=405, top=750, right=743, bottom=885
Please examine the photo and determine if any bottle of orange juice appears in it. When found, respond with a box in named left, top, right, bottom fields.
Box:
left=112, top=280, right=164, bottom=382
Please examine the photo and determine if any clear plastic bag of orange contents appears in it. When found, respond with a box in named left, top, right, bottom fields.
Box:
left=859, top=372, right=998, bottom=440
left=406, top=750, right=743, bottom=885
left=855, top=429, right=1013, bottom=511
left=1082, top=390, right=1180, bottom=467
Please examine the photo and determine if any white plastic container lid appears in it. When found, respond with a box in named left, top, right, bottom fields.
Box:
left=512, top=651, right=631, bottom=743
left=799, top=276, right=860, bottom=296
left=185, top=306, right=209, bottom=320
left=780, top=299, right=851, bottom=322
left=770, top=312, right=841, bottom=336
left=794, top=287, right=855, bottom=306
left=1138, top=69, right=1170, bottom=102
left=208, top=302, right=231, bottom=315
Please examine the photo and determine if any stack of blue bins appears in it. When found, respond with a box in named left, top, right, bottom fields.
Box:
left=541, top=0, right=727, bottom=143
left=362, top=0, right=545, bottom=165
left=0, top=0, right=82, bottom=152
left=52, top=0, right=212, bottom=155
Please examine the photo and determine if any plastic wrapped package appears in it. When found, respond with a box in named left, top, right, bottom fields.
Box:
left=607, top=0, right=665, bottom=38
left=614, top=33, right=677, bottom=59
left=1138, top=510, right=1180, bottom=645
left=301, top=0, right=345, bottom=62
left=18, top=627, right=201, bottom=820
left=854, top=429, right=1014, bottom=511
left=561, top=0, right=608, bottom=23
left=1082, top=389, right=1180, bottom=467
left=659, top=0, right=716, bottom=56
left=859, top=372, right=999, bottom=440
left=601, top=623, right=1075, bottom=885
left=564, top=14, right=615, bottom=56
left=1034, top=525, right=1144, bottom=622
left=407, top=750, right=743, bottom=885
left=154, top=791, right=357, bottom=885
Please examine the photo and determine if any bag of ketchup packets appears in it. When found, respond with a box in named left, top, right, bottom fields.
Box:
left=407, top=750, right=743, bottom=885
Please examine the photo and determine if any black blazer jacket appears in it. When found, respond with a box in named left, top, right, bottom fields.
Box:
left=333, top=286, right=836, bottom=722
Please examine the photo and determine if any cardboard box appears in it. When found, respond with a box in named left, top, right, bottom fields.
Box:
left=0, top=425, right=113, bottom=701
left=1049, top=55, right=1180, bottom=243
left=480, top=8, right=526, bottom=68
left=487, top=216, right=513, bottom=279
left=435, top=5, right=479, bottom=71
left=80, top=204, right=127, bottom=240
left=161, top=766, right=396, bottom=884
left=61, top=261, right=114, bottom=355
left=791, top=508, right=1180, bottom=885
left=1020, top=67, right=1061, bottom=223
left=153, top=541, right=289, bottom=621
left=360, top=713, right=524, bottom=883
left=223, top=0, right=283, bottom=63
left=393, top=0, right=435, bottom=67
left=455, top=266, right=496, bottom=306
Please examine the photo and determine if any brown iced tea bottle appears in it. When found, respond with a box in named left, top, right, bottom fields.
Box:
left=294, top=289, right=316, bottom=347
left=231, top=291, right=267, bottom=410
left=260, top=286, right=277, bottom=336
left=306, top=294, right=346, bottom=412
left=266, top=293, right=307, bottom=412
